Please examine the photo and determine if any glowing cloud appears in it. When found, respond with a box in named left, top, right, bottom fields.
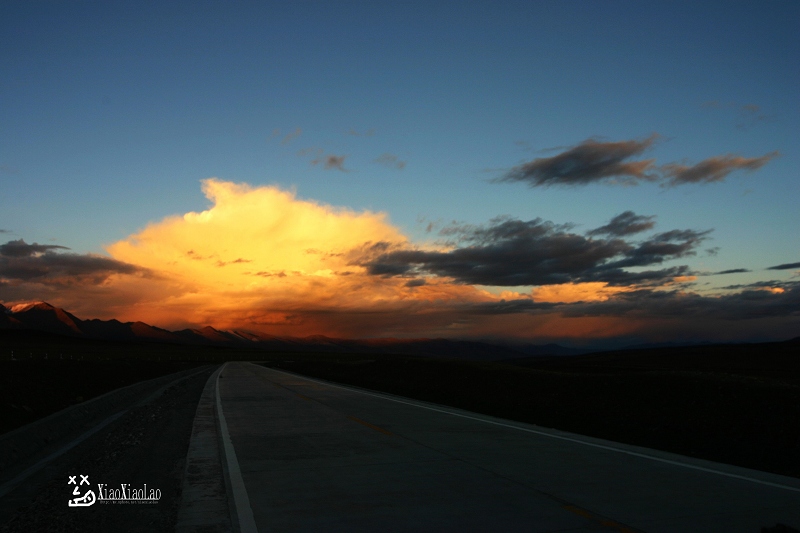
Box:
left=105, top=179, right=491, bottom=333
left=4, top=178, right=795, bottom=343
left=531, top=282, right=632, bottom=304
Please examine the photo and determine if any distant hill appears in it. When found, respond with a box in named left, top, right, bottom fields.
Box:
left=0, top=301, right=585, bottom=360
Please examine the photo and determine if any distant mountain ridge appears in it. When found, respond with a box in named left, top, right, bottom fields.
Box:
left=0, top=301, right=590, bottom=360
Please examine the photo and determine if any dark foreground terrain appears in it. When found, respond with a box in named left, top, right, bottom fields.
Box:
left=0, top=368, right=214, bottom=532
left=264, top=338, right=800, bottom=479
left=0, top=330, right=246, bottom=435
left=0, top=331, right=798, bottom=531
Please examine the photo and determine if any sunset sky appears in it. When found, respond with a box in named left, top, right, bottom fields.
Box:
left=1, top=1, right=798, bottom=346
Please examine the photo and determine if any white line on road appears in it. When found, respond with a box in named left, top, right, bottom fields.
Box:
left=216, top=363, right=259, bottom=533
left=263, top=364, right=800, bottom=493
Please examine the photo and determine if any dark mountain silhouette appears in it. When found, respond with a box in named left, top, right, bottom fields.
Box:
left=0, top=301, right=588, bottom=360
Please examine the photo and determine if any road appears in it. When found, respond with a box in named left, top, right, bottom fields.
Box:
left=209, top=362, right=800, bottom=532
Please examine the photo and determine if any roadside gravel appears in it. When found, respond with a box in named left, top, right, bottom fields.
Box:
left=0, top=366, right=216, bottom=532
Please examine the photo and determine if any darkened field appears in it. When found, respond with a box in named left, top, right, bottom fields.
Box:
left=263, top=340, right=800, bottom=479
left=0, top=359, right=211, bottom=435
left=2, top=330, right=798, bottom=479
left=0, top=330, right=242, bottom=435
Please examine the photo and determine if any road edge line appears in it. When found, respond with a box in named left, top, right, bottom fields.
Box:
left=216, top=363, right=259, bottom=533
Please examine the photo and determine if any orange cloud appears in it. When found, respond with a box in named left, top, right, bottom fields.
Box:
left=530, top=282, right=631, bottom=303
left=104, top=179, right=493, bottom=334
left=9, top=178, right=790, bottom=343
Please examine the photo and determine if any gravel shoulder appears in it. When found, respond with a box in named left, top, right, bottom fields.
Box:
left=0, top=366, right=216, bottom=532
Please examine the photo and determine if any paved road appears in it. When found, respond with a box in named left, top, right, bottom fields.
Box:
left=217, top=362, right=800, bottom=532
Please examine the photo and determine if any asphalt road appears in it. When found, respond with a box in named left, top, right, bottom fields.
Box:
left=217, top=361, right=800, bottom=533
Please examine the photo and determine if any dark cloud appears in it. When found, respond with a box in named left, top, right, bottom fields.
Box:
left=455, top=298, right=557, bottom=315
left=607, top=229, right=711, bottom=269
left=281, top=128, right=302, bottom=145
left=563, top=283, right=800, bottom=321
left=494, top=134, right=777, bottom=189
left=0, top=239, right=143, bottom=285
left=661, top=152, right=779, bottom=186
left=587, top=211, right=656, bottom=237
left=713, top=268, right=751, bottom=275
left=0, top=229, right=10, bottom=234
left=768, top=261, right=800, bottom=271
left=701, top=101, right=771, bottom=130
left=721, top=280, right=798, bottom=291
left=359, top=216, right=709, bottom=287
left=496, top=135, right=658, bottom=187
left=312, top=154, right=348, bottom=171
left=374, top=153, right=406, bottom=170
left=0, top=239, right=69, bottom=257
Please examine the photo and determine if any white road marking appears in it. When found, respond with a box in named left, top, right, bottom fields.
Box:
left=216, top=363, right=259, bottom=533
left=262, top=364, right=800, bottom=493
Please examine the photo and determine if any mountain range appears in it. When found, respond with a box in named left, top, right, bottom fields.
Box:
left=0, top=301, right=590, bottom=360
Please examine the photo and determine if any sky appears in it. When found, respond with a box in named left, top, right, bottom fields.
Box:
left=1, top=1, right=798, bottom=346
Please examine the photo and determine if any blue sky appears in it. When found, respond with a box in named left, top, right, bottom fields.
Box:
left=1, top=1, right=798, bottom=343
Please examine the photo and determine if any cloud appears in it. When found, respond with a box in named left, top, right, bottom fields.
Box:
left=701, top=101, right=771, bottom=130
left=0, top=240, right=69, bottom=257
left=496, top=135, right=659, bottom=187
left=566, top=282, right=800, bottom=321
left=661, top=152, right=779, bottom=186
left=608, top=229, right=711, bottom=268
left=495, top=134, right=778, bottom=189
left=374, top=153, right=406, bottom=170
left=713, top=268, right=751, bottom=275
left=720, top=280, right=798, bottom=291
left=360, top=216, right=709, bottom=287
left=311, top=154, right=348, bottom=171
left=98, top=179, right=504, bottom=333
left=530, top=282, right=632, bottom=303
left=587, top=211, right=656, bottom=237
left=767, top=261, right=800, bottom=270
left=297, top=147, right=322, bottom=157
left=0, top=229, right=12, bottom=234
left=0, top=239, right=143, bottom=285
left=4, top=179, right=795, bottom=343
left=281, top=128, right=302, bottom=145
left=347, top=128, right=375, bottom=137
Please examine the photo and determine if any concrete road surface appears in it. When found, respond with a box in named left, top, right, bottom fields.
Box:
left=210, top=361, right=800, bottom=532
